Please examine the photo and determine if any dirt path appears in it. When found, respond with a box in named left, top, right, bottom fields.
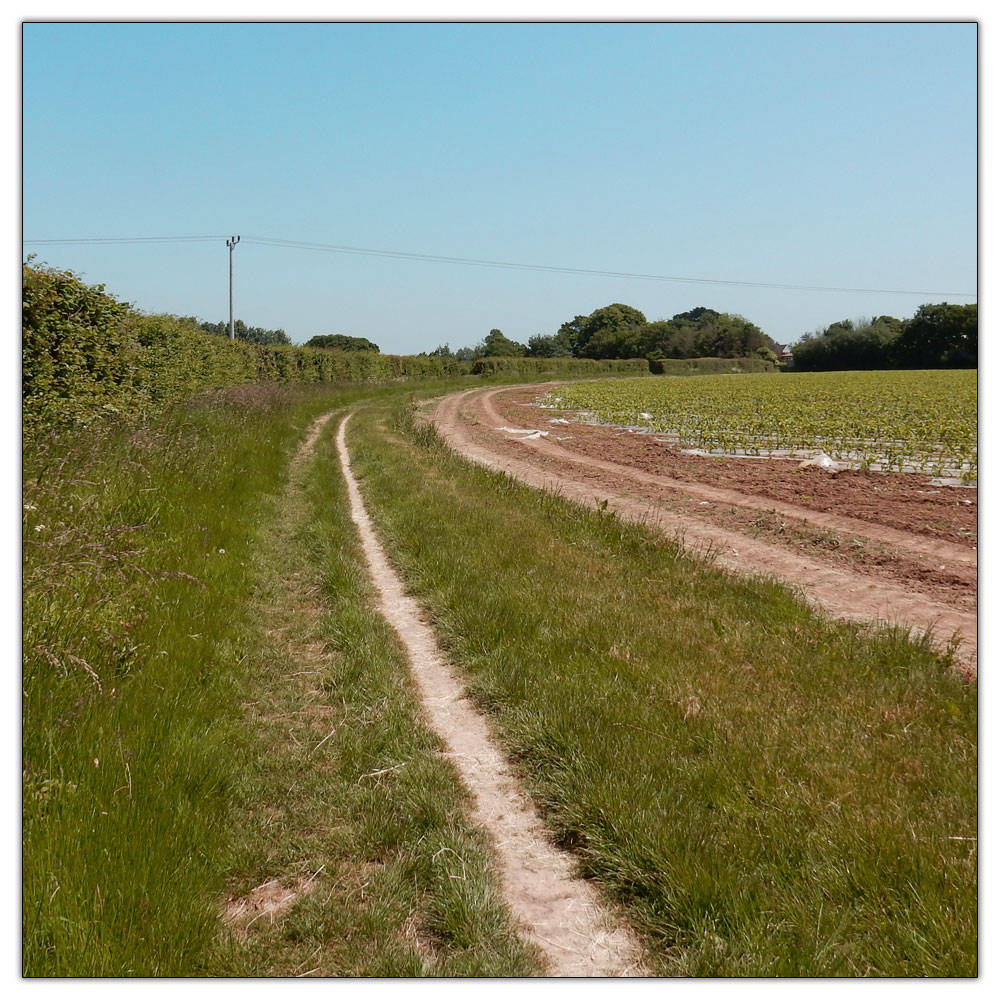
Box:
left=429, top=386, right=977, bottom=677
left=336, top=413, right=649, bottom=977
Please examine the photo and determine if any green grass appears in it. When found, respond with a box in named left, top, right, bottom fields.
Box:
left=205, top=407, right=540, bottom=976
left=23, top=376, right=978, bottom=977
left=344, top=396, right=978, bottom=977
left=23, top=379, right=539, bottom=977
left=23, top=383, right=324, bottom=975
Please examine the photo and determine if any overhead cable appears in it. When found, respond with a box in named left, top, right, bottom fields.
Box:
left=22, top=233, right=977, bottom=298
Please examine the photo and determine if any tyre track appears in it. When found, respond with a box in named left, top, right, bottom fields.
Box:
left=335, top=413, right=649, bottom=977
left=484, top=386, right=976, bottom=570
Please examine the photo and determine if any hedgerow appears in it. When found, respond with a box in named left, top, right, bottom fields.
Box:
left=22, top=261, right=471, bottom=435
left=470, top=356, right=649, bottom=377
left=648, top=356, right=779, bottom=375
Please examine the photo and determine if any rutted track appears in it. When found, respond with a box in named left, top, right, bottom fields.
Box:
left=429, top=386, right=977, bottom=676
left=336, top=413, right=649, bottom=977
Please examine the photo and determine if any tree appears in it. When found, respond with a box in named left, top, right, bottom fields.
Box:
left=305, top=334, right=380, bottom=352
left=200, top=319, right=291, bottom=345
left=526, top=332, right=573, bottom=357
left=893, top=303, right=977, bottom=368
left=555, top=314, right=590, bottom=354
left=637, top=308, right=778, bottom=361
left=791, top=315, right=903, bottom=371
left=641, top=319, right=694, bottom=358
left=569, top=304, right=648, bottom=358
left=480, top=329, right=527, bottom=357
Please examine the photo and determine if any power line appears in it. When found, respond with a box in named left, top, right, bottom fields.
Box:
left=23, top=235, right=228, bottom=245
left=22, top=233, right=977, bottom=299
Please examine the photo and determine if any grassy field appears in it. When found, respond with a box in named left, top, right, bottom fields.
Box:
left=345, top=394, right=977, bottom=977
left=544, top=369, right=977, bottom=480
left=23, top=378, right=977, bottom=977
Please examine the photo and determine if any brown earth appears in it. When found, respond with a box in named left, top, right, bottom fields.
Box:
left=428, top=384, right=978, bottom=677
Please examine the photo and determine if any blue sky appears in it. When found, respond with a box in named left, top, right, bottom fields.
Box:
left=21, top=20, right=977, bottom=353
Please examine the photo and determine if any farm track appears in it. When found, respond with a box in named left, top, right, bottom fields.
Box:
left=336, top=413, right=649, bottom=977
left=429, top=385, right=978, bottom=677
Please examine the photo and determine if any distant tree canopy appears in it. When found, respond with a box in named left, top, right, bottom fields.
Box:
left=526, top=332, right=573, bottom=357
left=792, top=304, right=976, bottom=371
left=892, top=303, right=978, bottom=368
left=304, top=333, right=381, bottom=353
left=537, top=304, right=781, bottom=362
left=199, top=319, right=291, bottom=345
left=447, top=305, right=781, bottom=364
left=568, top=304, right=649, bottom=359
left=444, top=300, right=978, bottom=371
left=479, top=328, right=527, bottom=357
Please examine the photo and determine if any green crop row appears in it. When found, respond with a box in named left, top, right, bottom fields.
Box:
left=544, top=370, right=977, bottom=482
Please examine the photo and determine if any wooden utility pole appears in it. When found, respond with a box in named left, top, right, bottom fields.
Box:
left=227, top=235, right=241, bottom=339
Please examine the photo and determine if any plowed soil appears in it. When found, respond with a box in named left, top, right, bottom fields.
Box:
left=429, top=383, right=978, bottom=677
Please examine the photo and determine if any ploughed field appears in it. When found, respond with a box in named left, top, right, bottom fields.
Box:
left=541, top=370, right=977, bottom=483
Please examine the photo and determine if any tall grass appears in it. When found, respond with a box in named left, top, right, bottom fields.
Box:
left=23, top=378, right=541, bottom=976
left=345, top=397, right=977, bottom=977
left=206, top=407, right=540, bottom=976
left=23, top=384, right=359, bottom=974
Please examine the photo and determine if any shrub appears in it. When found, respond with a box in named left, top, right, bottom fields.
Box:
left=471, top=356, right=649, bottom=377
left=647, top=356, right=779, bottom=375
left=22, top=261, right=133, bottom=432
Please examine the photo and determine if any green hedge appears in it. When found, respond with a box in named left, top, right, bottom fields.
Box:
left=471, top=356, right=649, bottom=377
left=648, top=356, right=780, bottom=375
left=22, top=263, right=471, bottom=434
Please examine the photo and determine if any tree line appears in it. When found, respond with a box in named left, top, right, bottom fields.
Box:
left=428, top=304, right=783, bottom=365
left=790, top=304, right=977, bottom=371
left=199, top=324, right=382, bottom=353
left=197, top=318, right=291, bottom=345
left=77, top=275, right=980, bottom=373
left=424, top=300, right=977, bottom=371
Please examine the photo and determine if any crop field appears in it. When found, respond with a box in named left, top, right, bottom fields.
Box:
left=542, top=370, right=977, bottom=482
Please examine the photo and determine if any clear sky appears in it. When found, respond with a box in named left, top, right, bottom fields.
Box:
left=21, top=20, right=978, bottom=353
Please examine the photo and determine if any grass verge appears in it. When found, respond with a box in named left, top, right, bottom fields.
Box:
left=344, top=396, right=977, bottom=977
left=23, top=380, right=539, bottom=976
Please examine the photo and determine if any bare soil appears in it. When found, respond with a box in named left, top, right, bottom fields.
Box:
left=429, top=384, right=978, bottom=677
left=222, top=876, right=316, bottom=940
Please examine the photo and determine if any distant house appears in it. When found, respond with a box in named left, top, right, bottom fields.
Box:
left=778, top=345, right=794, bottom=368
